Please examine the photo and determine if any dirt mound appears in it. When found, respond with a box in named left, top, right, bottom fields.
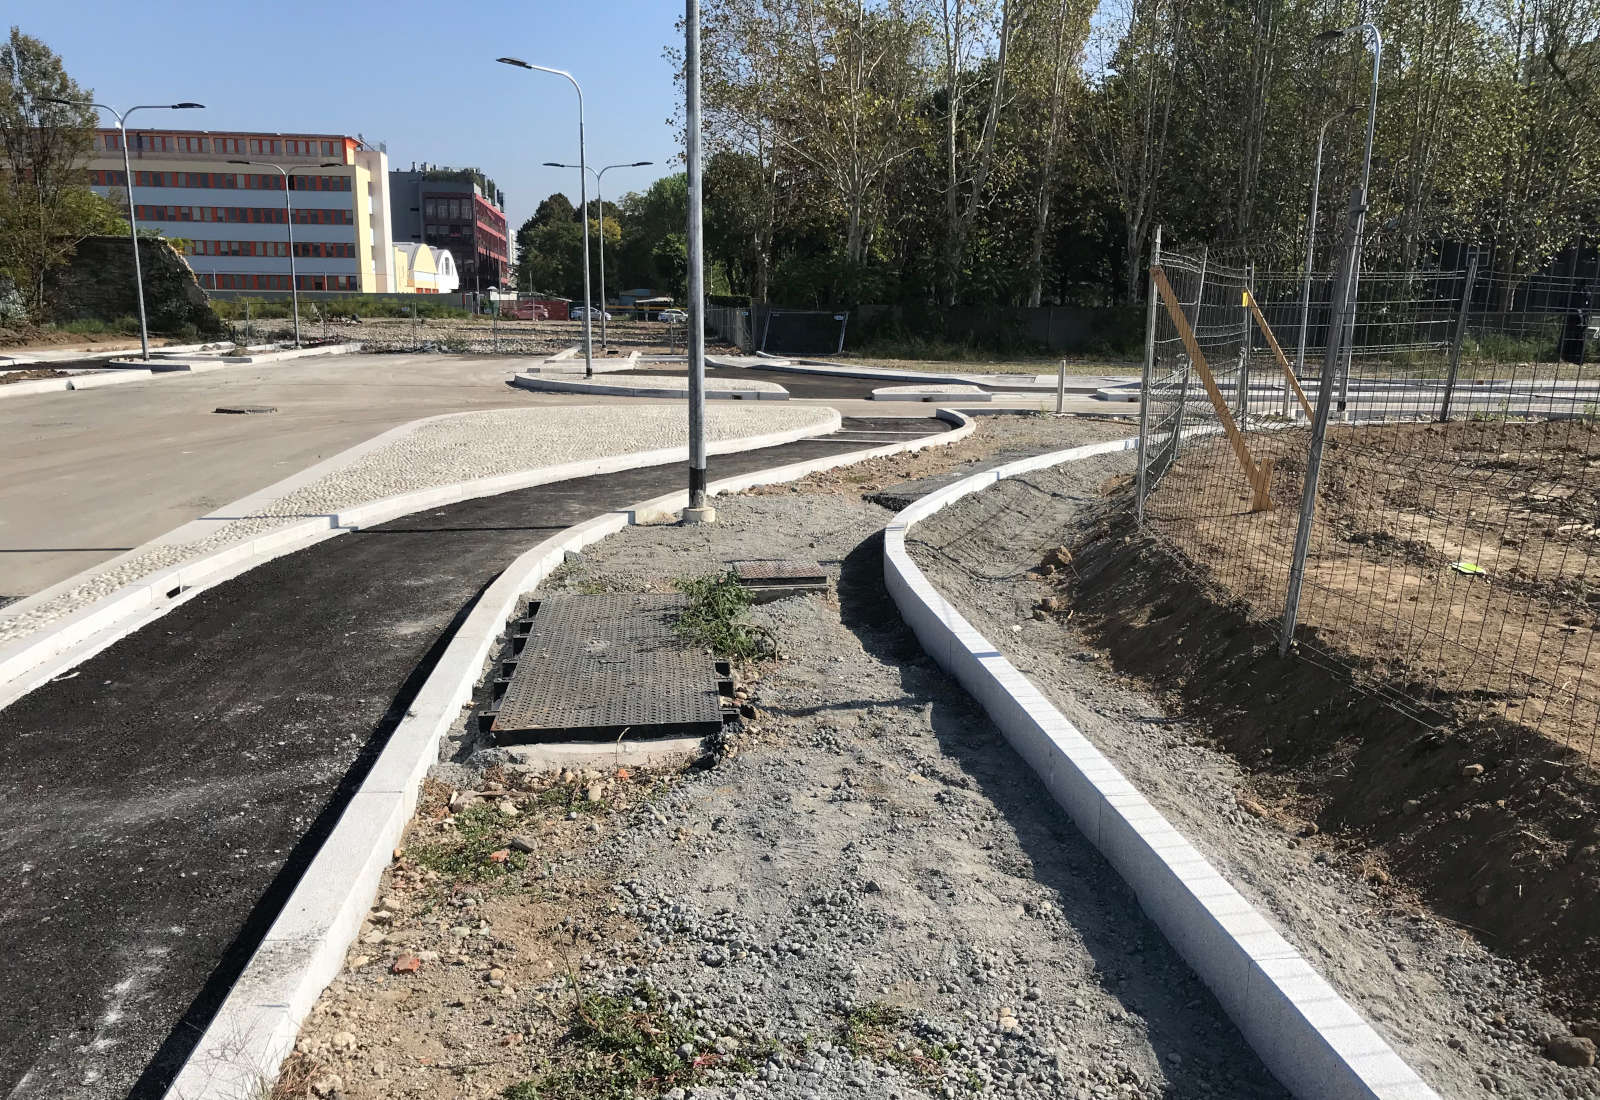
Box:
left=1066, top=499, right=1600, bottom=1024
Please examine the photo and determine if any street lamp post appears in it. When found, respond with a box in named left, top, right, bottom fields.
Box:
left=229, top=159, right=343, bottom=347
left=497, top=57, right=594, bottom=378
left=545, top=160, right=653, bottom=348
left=1313, top=24, right=1381, bottom=418
left=1295, top=105, right=1363, bottom=411
left=45, top=98, right=204, bottom=361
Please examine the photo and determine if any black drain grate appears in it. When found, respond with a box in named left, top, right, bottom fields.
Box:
left=487, top=593, right=729, bottom=744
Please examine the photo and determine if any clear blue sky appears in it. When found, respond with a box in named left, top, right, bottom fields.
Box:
left=16, top=0, right=683, bottom=248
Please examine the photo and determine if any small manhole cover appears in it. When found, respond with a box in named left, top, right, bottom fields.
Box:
left=213, top=405, right=278, bottom=415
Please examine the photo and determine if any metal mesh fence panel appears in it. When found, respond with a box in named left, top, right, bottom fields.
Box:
left=1138, top=235, right=1600, bottom=758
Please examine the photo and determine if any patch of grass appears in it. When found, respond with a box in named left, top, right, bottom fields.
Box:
left=502, top=985, right=759, bottom=1100
left=55, top=316, right=140, bottom=336
left=673, top=572, right=775, bottom=661
left=410, top=801, right=528, bottom=883
left=837, top=1002, right=950, bottom=1083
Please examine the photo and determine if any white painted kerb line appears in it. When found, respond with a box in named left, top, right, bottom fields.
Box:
left=880, top=435, right=1440, bottom=1100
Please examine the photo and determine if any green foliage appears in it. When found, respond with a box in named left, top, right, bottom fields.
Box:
left=56, top=316, right=137, bottom=335
left=500, top=985, right=762, bottom=1100
left=0, top=26, right=102, bottom=319
left=673, top=572, right=774, bottom=661
left=410, top=801, right=528, bottom=883
left=836, top=1002, right=949, bottom=1083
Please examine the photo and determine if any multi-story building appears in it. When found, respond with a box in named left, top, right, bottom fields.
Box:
left=389, top=166, right=509, bottom=301
left=88, top=129, right=396, bottom=293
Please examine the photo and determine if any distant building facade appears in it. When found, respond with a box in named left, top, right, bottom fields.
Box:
left=87, top=129, right=396, bottom=293
left=389, top=166, right=509, bottom=299
left=393, top=243, right=459, bottom=294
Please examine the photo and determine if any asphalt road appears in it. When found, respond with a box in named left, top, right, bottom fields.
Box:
left=0, top=416, right=952, bottom=1100
left=0, top=354, right=551, bottom=599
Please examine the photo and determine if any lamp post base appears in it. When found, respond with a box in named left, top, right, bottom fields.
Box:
left=682, top=505, right=716, bottom=525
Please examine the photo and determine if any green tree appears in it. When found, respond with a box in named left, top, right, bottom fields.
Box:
left=0, top=26, right=113, bottom=320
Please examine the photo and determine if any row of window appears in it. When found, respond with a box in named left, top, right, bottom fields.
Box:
left=183, top=239, right=356, bottom=259
left=135, top=204, right=354, bottom=226
left=201, top=273, right=359, bottom=291
left=94, top=170, right=351, bottom=192
left=102, top=134, right=341, bottom=158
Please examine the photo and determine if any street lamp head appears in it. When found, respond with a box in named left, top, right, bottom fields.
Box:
left=542, top=161, right=569, bottom=168
left=40, top=95, right=78, bottom=106
left=227, top=159, right=250, bottom=165
left=171, top=102, right=204, bottom=110
left=631, top=161, right=654, bottom=167
left=497, top=57, right=533, bottom=69
left=1313, top=28, right=1348, bottom=43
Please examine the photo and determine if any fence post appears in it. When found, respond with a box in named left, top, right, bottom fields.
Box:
left=1169, top=244, right=1207, bottom=450
left=1439, top=256, right=1479, bottom=423
left=1056, top=357, right=1066, bottom=414
left=1236, top=261, right=1255, bottom=427
left=1135, top=226, right=1162, bottom=525
left=1281, top=188, right=1363, bottom=656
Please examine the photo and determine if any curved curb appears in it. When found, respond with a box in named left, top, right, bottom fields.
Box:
left=162, top=408, right=973, bottom=1100
left=881, top=437, right=1440, bottom=1100
left=0, top=408, right=842, bottom=714
left=511, top=372, right=790, bottom=401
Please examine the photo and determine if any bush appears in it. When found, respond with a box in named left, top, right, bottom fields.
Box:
left=673, top=572, right=774, bottom=661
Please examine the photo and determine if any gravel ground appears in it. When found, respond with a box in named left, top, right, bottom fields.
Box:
left=0, top=404, right=833, bottom=648
left=241, top=317, right=694, bottom=357
left=281, top=417, right=1290, bottom=1100
left=906, top=448, right=1599, bottom=1099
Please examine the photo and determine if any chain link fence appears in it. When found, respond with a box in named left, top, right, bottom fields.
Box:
left=1137, top=228, right=1600, bottom=757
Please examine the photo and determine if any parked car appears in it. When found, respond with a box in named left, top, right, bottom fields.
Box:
left=570, top=306, right=612, bottom=322
left=658, top=308, right=688, bottom=324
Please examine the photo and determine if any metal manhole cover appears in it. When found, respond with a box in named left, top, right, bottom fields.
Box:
left=492, top=593, right=725, bottom=743
left=730, top=559, right=826, bottom=586
left=214, top=405, right=278, bottom=414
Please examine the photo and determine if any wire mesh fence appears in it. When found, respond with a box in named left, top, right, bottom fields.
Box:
left=1137, top=231, right=1600, bottom=759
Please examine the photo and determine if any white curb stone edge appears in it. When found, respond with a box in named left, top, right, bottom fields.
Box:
left=880, top=434, right=1440, bottom=1100
left=162, top=408, right=974, bottom=1099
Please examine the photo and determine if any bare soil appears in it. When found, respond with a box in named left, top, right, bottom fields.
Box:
left=1145, top=419, right=1600, bottom=756
left=907, top=446, right=1600, bottom=1097
left=241, top=317, right=712, bottom=358
left=0, top=367, right=69, bottom=384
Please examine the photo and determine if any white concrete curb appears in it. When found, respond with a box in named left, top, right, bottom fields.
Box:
left=113, top=343, right=362, bottom=371
left=872, top=384, right=993, bottom=403
left=0, top=340, right=219, bottom=367
left=0, top=377, right=72, bottom=399
left=162, top=408, right=973, bottom=1100
left=0, top=409, right=843, bottom=714
left=68, top=368, right=155, bottom=389
left=512, top=373, right=790, bottom=401
left=880, top=436, right=1439, bottom=1100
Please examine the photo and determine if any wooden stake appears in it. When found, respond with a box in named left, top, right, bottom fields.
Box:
left=1241, top=290, right=1315, bottom=421
left=1151, top=265, right=1274, bottom=512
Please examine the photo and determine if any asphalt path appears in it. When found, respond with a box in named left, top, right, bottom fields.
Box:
left=622, top=363, right=1001, bottom=401
left=0, top=416, right=951, bottom=1100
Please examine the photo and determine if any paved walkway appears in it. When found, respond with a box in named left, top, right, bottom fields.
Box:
left=0, top=416, right=952, bottom=1100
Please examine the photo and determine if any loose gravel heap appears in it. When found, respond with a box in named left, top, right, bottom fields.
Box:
left=281, top=446, right=1289, bottom=1100
left=0, top=404, right=832, bottom=648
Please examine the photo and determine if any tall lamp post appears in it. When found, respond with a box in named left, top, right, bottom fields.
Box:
left=544, top=159, right=653, bottom=348
left=228, top=159, right=343, bottom=347
left=1295, top=104, right=1363, bottom=404
left=45, top=97, right=204, bottom=361
left=1313, top=23, right=1381, bottom=417
left=497, top=57, right=593, bottom=378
